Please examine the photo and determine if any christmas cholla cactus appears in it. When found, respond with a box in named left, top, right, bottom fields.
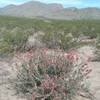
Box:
left=14, top=48, right=92, bottom=100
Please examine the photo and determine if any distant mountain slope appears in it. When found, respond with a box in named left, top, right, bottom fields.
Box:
left=0, top=1, right=100, bottom=20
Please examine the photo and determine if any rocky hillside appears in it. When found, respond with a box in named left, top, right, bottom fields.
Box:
left=0, top=1, right=100, bottom=20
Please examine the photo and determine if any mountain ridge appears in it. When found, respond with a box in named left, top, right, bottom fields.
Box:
left=0, top=1, right=100, bottom=20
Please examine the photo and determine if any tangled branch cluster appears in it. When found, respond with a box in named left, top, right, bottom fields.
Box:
left=13, top=48, right=92, bottom=100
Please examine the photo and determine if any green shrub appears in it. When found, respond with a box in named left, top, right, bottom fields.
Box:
left=42, top=32, right=76, bottom=50
left=0, top=32, right=30, bottom=54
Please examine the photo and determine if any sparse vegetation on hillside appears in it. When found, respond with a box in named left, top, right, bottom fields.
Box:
left=0, top=15, right=100, bottom=54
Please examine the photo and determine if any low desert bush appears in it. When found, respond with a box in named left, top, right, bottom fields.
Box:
left=0, top=32, right=30, bottom=54
left=94, top=37, right=100, bottom=61
left=12, top=48, right=93, bottom=100
left=95, top=50, right=100, bottom=61
left=41, top=32, right=77, bottom=50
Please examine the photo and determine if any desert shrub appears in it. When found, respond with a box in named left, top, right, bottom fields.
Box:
left=42, top=32, right=77, bottom=50
left=95, top=49, right=100, bottom=61
left=13, top=49, right=92, bottom=100
left=94, top=37, right=100, bottom=61
left=96, top=36, right=100, bottom=48
left=0, top=32, right=30, bottom=54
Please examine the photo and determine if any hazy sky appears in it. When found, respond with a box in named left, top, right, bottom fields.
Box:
left=0, top=0, right=100, bottom=8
